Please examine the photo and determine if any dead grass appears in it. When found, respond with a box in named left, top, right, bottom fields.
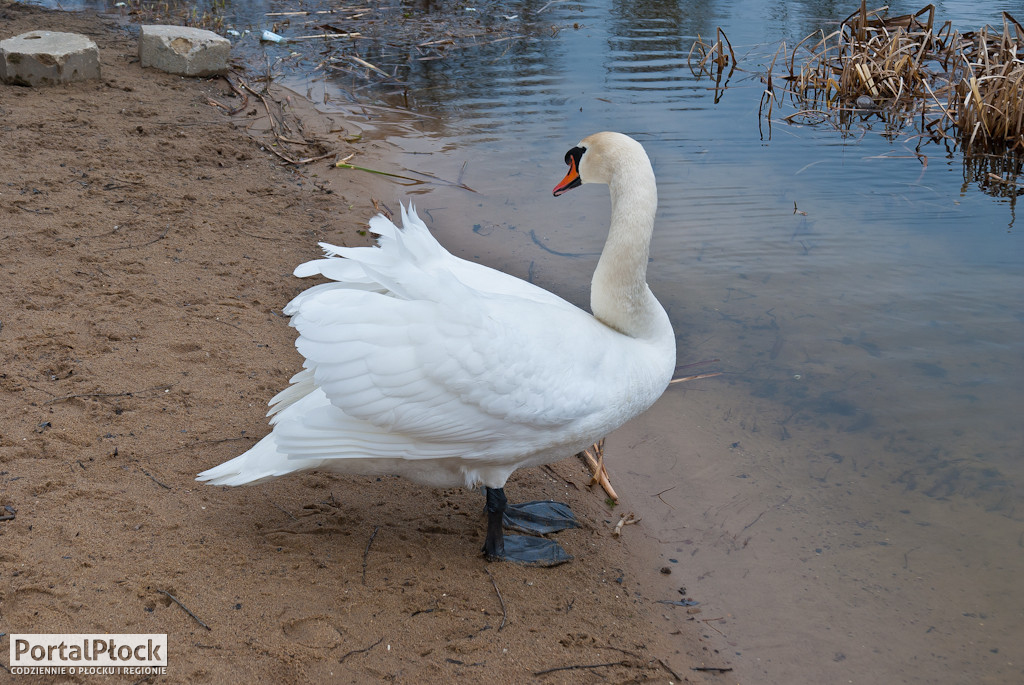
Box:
left=690, top=2, right=1024, bottom=167
left=688, top=28, right=736, bottom=80
left=785, top=4, right=947, bottom=107
left=785, top=2, right=1024, bottom=156
left=953, top=14, right=1024, bottom=154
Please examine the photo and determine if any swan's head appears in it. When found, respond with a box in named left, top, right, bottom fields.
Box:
left=553, top=131, right=648, bottom=197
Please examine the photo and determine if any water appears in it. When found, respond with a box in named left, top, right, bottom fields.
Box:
left=36, top=0, right=1024, bottom=680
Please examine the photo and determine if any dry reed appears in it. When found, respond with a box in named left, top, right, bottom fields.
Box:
left=782, top=2, right=1024, bottom=157
left=952, top=14, right=1024, bottom=154
left=688, top=28, right=736, bottom=80
left=689, top=2, right=1024, bottom=167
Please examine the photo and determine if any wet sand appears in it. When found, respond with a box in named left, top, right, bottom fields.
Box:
left=0, top=2, right=720, bottom=681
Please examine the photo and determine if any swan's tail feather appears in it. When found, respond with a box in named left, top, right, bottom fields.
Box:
left=196, top=433, right=322, bottom=486
left=198, top=204, right=483, bottom=488
left=292, top=204, right=453, bottom=300
left=293, top=258, right=378, bottom=286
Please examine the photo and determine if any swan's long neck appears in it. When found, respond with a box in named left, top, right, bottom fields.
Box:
left=590, top=159, right=665, bottom=339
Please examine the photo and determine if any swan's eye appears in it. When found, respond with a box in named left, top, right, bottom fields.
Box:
left=564, top=146, right=586, bottom=167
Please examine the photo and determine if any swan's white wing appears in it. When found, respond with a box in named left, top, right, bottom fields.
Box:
left=265, top=204, right=670, bottom=470
left=286, top=282, right=625, bottom=453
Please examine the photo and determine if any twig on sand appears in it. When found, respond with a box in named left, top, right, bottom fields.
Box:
left=263, top=494, right=297, bottom=521
left=577, top=439, right=618, bottom=502
left=541, top=463, right=577, bottom=489
left=700, top=616, right=728, bottom=637
left=235, top=227, right=285, bottom=242
left=612, top=512, right=640, bottom=537
left=238, top=78, right=278, bottom=129
left=670, top=358, right=721, bottom=384
left=13, top=202, right=53, bottom=215
left=267, top=146, right=337, bottom=165
left=207, top=74, right=249, bottom=115
left=234, top=76, right=334, bottom=165
left=201, top=317, right=247, bottom=335
left=361, top=525, right=380, bottom=585
left=669, top=371, right=722, bottom=385
left=534, top=660, right=628, bottom=676
left=43, top=383, right=175, bottom=405
left=339, top=636, right=383, bottom=663
left=151, top=436, right=252, bottom=457
left=483, top=567, right=507, bottom=631
left=138, top=465, right=171, bottom=490
left=109, top=225, right=170, bottom=251
left=335, top=162, right=424, bottom=183
left=157, top=590, right=211, bottom=631
left=693, top=665, right=734, bottom=673
left=335, top=162, right=478, bottom=192
left=657, top=657, right=682, bottom=681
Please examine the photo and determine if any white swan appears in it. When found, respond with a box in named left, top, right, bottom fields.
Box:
left=198, top=131, right=676, bottom=565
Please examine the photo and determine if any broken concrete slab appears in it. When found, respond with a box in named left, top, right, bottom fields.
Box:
left=0, top=31, right=101, bottom=86
left=139, top=25, right=230, bottom=77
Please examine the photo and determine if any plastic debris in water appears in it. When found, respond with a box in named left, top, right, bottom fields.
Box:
left=261, top=30, right=286, bottom=43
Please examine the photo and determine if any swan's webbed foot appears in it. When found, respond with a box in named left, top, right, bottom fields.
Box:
left=503, top=500, right=578, bottom=535
left=496, top=533, right=573, bottom=566
left=482, top=487, right=574, bottom=567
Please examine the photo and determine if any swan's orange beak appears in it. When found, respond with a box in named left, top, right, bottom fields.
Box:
left=553, top=155, right=582, bottom=197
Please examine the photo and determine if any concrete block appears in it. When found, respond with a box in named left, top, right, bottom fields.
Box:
left=139, top=25, right=230, bottom=77
left=0, top=31, right=100, bottom=86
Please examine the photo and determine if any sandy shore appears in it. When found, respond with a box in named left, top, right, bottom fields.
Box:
left=0, top=3, right=720, bottom=681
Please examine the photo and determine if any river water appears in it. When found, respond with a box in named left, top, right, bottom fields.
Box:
left=34, top=0, right=1024, bottom=681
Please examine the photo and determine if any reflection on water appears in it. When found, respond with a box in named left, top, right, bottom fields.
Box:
left=32, top=0, right=1023, bottom=681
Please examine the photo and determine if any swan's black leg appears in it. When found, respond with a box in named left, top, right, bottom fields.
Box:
left=482, top=487, right=573, bottom=567
left=482, top=486, right=508, bottom=560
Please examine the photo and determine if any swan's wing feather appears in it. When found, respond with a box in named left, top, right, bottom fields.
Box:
left=307, top=205, right=571, bottom=307
left=277, top=204, right=636, bottom=455
left=286, top=278, right=619, bottom=450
